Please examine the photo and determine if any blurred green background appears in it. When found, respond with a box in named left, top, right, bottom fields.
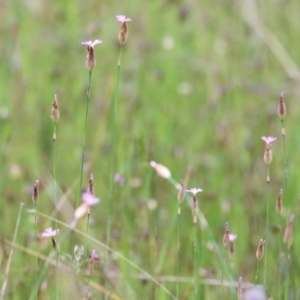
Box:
left=1, top=0, right=300, bottom=299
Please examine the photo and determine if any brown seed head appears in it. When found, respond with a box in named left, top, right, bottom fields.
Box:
left=118, top=22, right=129, bottom=45
left=51, top=94, right=59, bottom=123
left=263, top=144, right=273, bottom=165
left=283, top=214, right=294, bottom=248
left=86, top=47, right=96, bottom=71
left=256, top=239, right=265, bottom=261
left=276, top=188, right=283, bottom=215
left=223, top=222, right=230, bottom=247
left=277, top=91, right=286, bottom=120
left=87, top=174, right=94, bottom=195
left=32, top=179, right=40, bottom=203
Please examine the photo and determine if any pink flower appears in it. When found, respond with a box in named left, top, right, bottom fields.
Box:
left=82, top=193, right=100, bottom=206
left=41, top=227, right=59, bottom=238
left=261, top=136, right=276, bottom=145
left=228, top=233, right=237, bottom=241
left=116, top=15, right=131, bottom=23
left=186, top=188, right=203, bottom=195
left=81, top=40, right=102, bottom=48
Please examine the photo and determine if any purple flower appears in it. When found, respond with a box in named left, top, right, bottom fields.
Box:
left=81, top=40, right=102, bottom=48
left=41, top=227, right=59, bottom=238
left=82, top=192, right=100, bottom=206
left=116, top=15, right=131, bottom=23
left=186, top=188, right=203, bottom=195
left=261, top=136, right=276, bottom=145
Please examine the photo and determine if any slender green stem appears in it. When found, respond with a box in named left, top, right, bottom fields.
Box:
left=105, top=45, right=124, bottom=299
left=176, top=204, right=181, bottom=298
left=194, top=223, right=198, bottom=300
left=0, top=203, right=24, bottom=299
left=263, top=165, right=270, bottom=288
left=82, top=211, right=91, bottom=280
left=254, top=260, right=261, bottom=285
left=280, top=118, right=289, bottom=300
left=72, top=70, right=92, bottom=263
left=34, top=202, right=38, bottom=300
left=278, top=214, right=282, bottom=298
left=281, top=119, right=287, bottom=190
left=52, top=122, right=59, bottom=300
left=220, top=250, right=226, bottom=297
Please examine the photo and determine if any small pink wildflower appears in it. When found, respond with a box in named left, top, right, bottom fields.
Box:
left=261, top=136, right=276, bottom=145
left=116, top=15, right=131, bottom=23
left=116, top=15, right=131, bottom=44
left=229, top=233, right=237, bottom=241
left=186, top=187, right=203, bottom=224
left=82, top=193, right=100, bottom=206
left=186, top=188, right=203, bottom=195
left=41, top=227, right=59, bottom=238
left=81, top=40, right=102, bottom=48
left=81, top=40, right=102, bottom=70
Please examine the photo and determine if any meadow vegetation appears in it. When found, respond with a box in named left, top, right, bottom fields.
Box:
left=1, top=0, right=300, bottom=299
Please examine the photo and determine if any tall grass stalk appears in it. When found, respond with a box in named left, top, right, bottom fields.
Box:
left=0, top=202, right=24, bottom=300
left=52, top=122, right=59, bottom=299
left=263, top=165, right=270, bottom=288
left=72, top=70, right=93, bottom=262
left=280, top=119, right=289, bottom=300
left=105, top=45, right=124, bottom=299
left=254, top=260, right=261, bottom=285
left=193, top=223, right=198, bottom=299
left=176, top=204, right=181, bottom=298
left=34, top=202, right=38, bottom=300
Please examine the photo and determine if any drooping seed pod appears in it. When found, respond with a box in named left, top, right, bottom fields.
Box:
left=283, top=214, right=294, bottom=249
left=51, top=94, right=59, bottom=123
left=223, top=222, right=230, bottom=247
left=32, top=180, right=40, bottom=203
left=276, top=188, right=283, bottom=215
left=277, top=91, right=286, bottom=120
left=256, top=239, right=265, bottom=261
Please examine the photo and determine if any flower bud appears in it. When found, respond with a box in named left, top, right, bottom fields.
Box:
left=276, top=188, right=283, bottom=215
left=150, top=161, right=171, bottom=179
left=51, top=94, right=59, bottom=123
left=256, top=239, right=265, bottom=261
left=32, top=180, right=40, bottom=203
left=277, top=91, right=286, bottom=120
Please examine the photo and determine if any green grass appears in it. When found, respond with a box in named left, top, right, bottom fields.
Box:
left=1, top=0, right=300, bottom=299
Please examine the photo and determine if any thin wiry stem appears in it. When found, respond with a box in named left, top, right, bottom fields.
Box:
left=72, top=70, right=92, bottom=263
left=82, top=211, right=91, bottom=280
left=35, top=202, right=38, bottom=300
left=194, top=223, right=198, bottom=300
left=105, top=45, right=123, bottom=299
left=280, top=118, right=289, bottom=300
left=52, top=122, right=59, bottom=300
left=263, top=165, right=270, bottom=287
left=176, top=203, right=181, bottom=298
left=277, top=214, right=282, bottom=298
left=254, top=260, right=261, bottom=285
left=0, top=202, right=24, bottom=299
